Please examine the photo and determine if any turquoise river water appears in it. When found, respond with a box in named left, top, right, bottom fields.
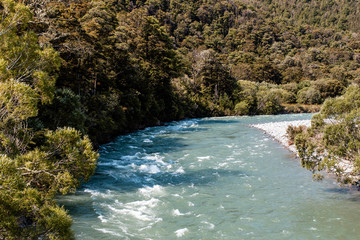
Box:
left=59, top=114, right=360, bottom=239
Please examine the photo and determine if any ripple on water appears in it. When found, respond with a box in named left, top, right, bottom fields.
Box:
left=175, top=228, right=189, bottom=237
left=61, top=114, right=360, bottom=240
left=138, top=185, right=165, bottom=198
left=197, top=156, right=211, bottom=161
left=172, top=209, right=191, bottom=216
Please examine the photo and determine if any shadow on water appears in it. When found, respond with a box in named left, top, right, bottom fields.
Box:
left=81, top=168, right=250, bottom=195
left=58, top=168, right=250, bottom=216
left=323, top=187, right=360, bottom=201
left=136, top=136, right=190, bottom=154
left=102, top=136, right=191, bottom=156
left=197, top=119, right=240, bottom=125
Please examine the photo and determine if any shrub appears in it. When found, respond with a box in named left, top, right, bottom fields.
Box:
left=286, top=125, right=306, bottom=145
left=313, top=78, right=345, bottom=99
left=234, top=101, right=250, bottom=115
left=257, top=89, right=283, bottom=114
left=297, top=87, right=322, bottom=104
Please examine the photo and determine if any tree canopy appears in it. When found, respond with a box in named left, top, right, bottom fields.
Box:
left=295, top=85, right=360, bottom=185
left=1, top=0, right=360, bottom=237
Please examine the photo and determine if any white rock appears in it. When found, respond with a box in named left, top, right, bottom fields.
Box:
left=251, top=120, right=358, bottom=182
left=251, top=120, right=311, bottom=154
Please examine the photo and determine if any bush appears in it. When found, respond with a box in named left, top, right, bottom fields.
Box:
left=257, top=89, right=283, bottom=114
left=282, top=82, right=298, bottom=94
left=275, top=88, right=296, bottom=103
left=234, top=101, right=250, bottom=115
left=286, top=125, right=306, bottom=145
left=313, top=78, right=345, bottom=99
left=297, top=87, right=322, bottom=104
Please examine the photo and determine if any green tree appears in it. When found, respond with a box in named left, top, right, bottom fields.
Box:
left=17, top=127, right=97, bottom=195
left=295, top=85, right=360, bottom=185
left=0, top=0, right=59, bottom=156
left=39, top=88, right=87, bottom=134
left=0, top=154, right=75, bottom=240
left=0, top=81, right=38, bottom=156
left=257, top=88, right=283, bottom=114
left=0, top=0, right=60, bottom=103
left=296, top=87, right=322, bottom=104
left=0, top=2, right=98, bottom=239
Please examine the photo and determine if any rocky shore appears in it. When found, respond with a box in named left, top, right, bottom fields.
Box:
left=251, top=119, right=357, bottom=183
left=250, top=120, right=311, bottom=154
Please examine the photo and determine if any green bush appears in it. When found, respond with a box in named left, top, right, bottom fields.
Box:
left=273, top=88, right=296, bottom=103
left=313, top=78, right=345, bottom=99
left=286, top=125, right=306, bottom=145
left=234, top=101, right=250, bottom=115
left=257, top=89, right=283, bottom=114
left=297, top=87, right=322, bottom=104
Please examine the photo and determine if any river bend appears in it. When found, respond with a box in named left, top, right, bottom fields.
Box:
left=59, top=114, right=360, bottom=239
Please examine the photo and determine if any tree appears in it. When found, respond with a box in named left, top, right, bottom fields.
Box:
left=0, top=2, right=98, bottom=238
left=0, top=81, right=38, bottom=156
left=190, top=49, right=236, bottom=101
left=296, top=87, right=322, bottom=104
left=0, top=0, right=60, bottom=156
left=0, top=154, right=75, bottom=240
left=0, top=0, right=60, bottom=103
left=295, top=85, right=360, bottom=185
left=17, top=127, right=98, bottom=195
left=115, top=11, right=184, bottom=122
left=256, top=88, right=283, bottom=114
left=39, top=88, right=87, bottom=134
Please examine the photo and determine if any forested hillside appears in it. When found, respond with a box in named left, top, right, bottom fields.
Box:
left=247, top=0, right=360, bottom=32
left=1, top=0, right=360, bottom=238
left=24, top=0, right=360, bottom=145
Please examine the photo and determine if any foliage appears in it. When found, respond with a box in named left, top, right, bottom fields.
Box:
left=0, top=1, right=98, bottom=238
left=286, top=125, right=306, bottom=145
left=0, top=0, right=60, bottom=103
left=39, top=88, right=87, bottom=134
left=1, top=0, right=360, bottom=236
left=256, top=88, right=284, bottom=115
left=17, top=127, right=98, bottom=195
left=0, top=80, right=37, bottom=156
left=296, top=87, right=322, bottom=104
left=19, top=0, right=360, bottom=141
left=0, top=155, right=75, bottom=240
left=295, top=85, right=360, bottom=185
left=234, top=101, right=250, bottom=116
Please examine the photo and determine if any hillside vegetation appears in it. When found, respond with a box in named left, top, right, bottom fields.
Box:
left=1, top=0, right=360, bottom=238
left=24, top=0, right=360, bottom=145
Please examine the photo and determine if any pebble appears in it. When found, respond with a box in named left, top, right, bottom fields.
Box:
left=250, top=120, right=311, bottom=154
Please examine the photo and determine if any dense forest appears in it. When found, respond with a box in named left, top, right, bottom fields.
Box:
left=1, top=0, right=360, bottom=238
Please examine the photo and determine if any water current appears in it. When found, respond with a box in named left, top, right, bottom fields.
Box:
left=59, top=114, right=360, bottom=239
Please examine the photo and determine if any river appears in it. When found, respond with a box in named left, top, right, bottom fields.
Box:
left=59, top=113, right=360, bottom=239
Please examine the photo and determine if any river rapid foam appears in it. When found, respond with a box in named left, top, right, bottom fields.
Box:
left=58, top=114, right=360, bottom=240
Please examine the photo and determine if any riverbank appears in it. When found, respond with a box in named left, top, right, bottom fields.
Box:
left=251, top=119, right=358, bottom=185
left=61, top=114, right=360, bottom=239
left=250, top=120, right=311, bottom=154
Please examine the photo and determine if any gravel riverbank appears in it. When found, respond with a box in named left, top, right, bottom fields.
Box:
left=251, top=120, right=311, bottom=154
left=251, top=119, right=356, bottom=181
